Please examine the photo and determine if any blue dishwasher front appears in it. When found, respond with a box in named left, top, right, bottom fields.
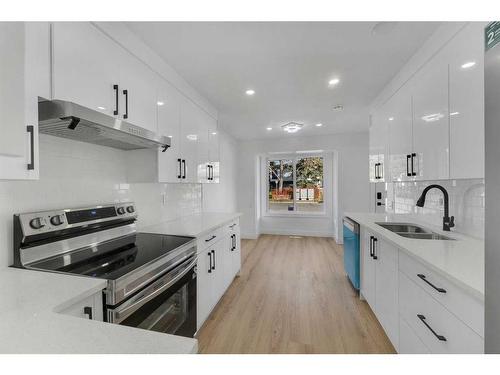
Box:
left=343, top=217, right=360, bottom=290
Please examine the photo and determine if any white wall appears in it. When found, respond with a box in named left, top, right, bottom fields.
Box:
left=237, top=131, right=369, bottom=241
left=0, top=131, right=238, bottom=268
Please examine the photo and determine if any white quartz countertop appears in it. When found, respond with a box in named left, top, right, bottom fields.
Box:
left=0, top=267, right=198, bottom=353
left=344, top=213, right=484, bottom=299
left=139, top=212, right=242, bottom=237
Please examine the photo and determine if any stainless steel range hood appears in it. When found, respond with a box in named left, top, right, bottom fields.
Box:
left=38, top=100, right=170, bottom=151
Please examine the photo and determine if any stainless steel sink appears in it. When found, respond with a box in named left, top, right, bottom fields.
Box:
left=397, top=232, right=454, bottom=240
left=376, top=223, right=430, bottom=234
left=375, top=222, right=455, bottom=241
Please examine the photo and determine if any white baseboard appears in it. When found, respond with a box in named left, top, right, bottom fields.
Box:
left=241, top=232, right=259, bottom=240
left=259, top=228, right=335, bottom=238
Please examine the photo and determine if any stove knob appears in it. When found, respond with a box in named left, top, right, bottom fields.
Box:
left=117, top=207, right=126, bottom=215
left=50, top=215, right=64, bottom=226
left=126, top=206, right=135, bottom=214
left=29, top=217, right=45, bottom=230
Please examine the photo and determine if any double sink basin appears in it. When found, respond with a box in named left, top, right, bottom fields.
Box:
left=376, top=222, right=454, bottom=241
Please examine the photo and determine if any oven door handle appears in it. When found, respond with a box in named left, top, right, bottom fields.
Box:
left=109, top=256, right=197, bottom=324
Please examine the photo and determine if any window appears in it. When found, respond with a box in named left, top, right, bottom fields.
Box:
left=267, top=154, right=325, bottom=214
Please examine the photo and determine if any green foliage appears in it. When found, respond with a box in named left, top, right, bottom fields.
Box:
left=296, top=157, right=323, bottom=188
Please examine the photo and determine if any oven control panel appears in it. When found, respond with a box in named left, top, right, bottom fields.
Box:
left=17, top=203, right=137, bottom=237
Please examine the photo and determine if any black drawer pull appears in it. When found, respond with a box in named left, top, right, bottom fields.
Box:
left=208, top=252, right=212, bottom=273
left=211, top=249, right=216, bottom=270
left=205, top=235, right=216, bottom=243
left=372, top=237, right=378, bottom=260
left=417, top=274, right=446, bottom=293
left=417, top=314, right=447, bottom=341
left=369, top=236, right=374, bottom=258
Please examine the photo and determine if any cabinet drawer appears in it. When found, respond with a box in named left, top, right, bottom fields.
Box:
left=399, top=251, right=483, bottom=337
left=197, top=227, right=224, bottom=252
left=399, top=316, right=430, bottom=354
left=399, top=271, right=483, bottom=353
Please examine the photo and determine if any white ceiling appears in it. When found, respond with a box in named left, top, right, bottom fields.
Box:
left=126, top=22, right=440, bottom=141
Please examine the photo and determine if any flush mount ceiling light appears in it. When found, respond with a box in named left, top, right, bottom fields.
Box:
left=421, top=113, right=444, bottom=122
left=281, top=122, right=304, bottom=133
left=461, top=61, right=476, bottom=69
left=245, top=89, right=255, bottom=96
left=266, top=127, right=272, bottom=131
left=315, top=123, right=323, bottom=127
left=328, top=78, right=340, bottom=86
left=332, top=105, right=344, bottom=111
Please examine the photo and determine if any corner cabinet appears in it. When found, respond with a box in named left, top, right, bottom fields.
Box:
left=0, top=22, right=50, bottom=180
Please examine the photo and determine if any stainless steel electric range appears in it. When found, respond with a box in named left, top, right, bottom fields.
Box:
left=13, top=203, right=197, bottom=338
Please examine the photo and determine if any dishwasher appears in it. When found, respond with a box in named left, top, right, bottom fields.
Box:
left=343, top=216, right=360, bottom=290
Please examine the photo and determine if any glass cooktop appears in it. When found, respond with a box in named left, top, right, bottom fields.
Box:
left=27, top=233, right=194, bottom=280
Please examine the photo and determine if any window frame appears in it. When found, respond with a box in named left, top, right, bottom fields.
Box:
left=263, top=152, right=328, bottom=218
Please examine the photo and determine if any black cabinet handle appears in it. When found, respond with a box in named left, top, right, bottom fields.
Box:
left=27, top=125, right=35, bottom=170
left=177, top=158, right=182, bottom=179
left=417, top=314, right=447, bottom=341
left=411, top=153, right=417, bottom=176
left=369, top=236, right=374, bottom=258
left=205, top=235, right=217, bottom=243
left=182, top=159, right=186, bottom=179
left=208, top=252, right=212, bottom=273
left=123, top=89, right=129, bottom=119
left=378, top=163, right=383, bottom=180
left=406, top=154, right=411, bottom=177
left=417, top=274, right=446, bottom=293
left=113, top=84, right=119, bottom=115
left=233, top=234, right=237, bottom=250
left=372, top=237, right=378, bottom=260
left=209, top=165, right=213, bottom=180
left=83, top=306, right=93, bottom=320
left=211, top=249, right=216, bottom=270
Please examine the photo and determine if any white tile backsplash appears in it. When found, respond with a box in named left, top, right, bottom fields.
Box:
left=386, top=179, right=484, bottom=239
left=0, top=134, right=203, bottom=268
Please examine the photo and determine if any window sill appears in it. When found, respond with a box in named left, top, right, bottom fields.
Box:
left=263, top=212, right=329, bottom=219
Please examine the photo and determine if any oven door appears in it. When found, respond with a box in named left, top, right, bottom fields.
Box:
left=106, top=254, right=197, bottom=338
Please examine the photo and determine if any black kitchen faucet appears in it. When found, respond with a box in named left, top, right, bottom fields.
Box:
left=416, top=184, right=455, bottom=231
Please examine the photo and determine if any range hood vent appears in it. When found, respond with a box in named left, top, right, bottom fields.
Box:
left=38, top=100, right=170, bottom=151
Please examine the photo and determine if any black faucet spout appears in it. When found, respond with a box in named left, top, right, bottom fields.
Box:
left=415, top=184, right=455, bottom=231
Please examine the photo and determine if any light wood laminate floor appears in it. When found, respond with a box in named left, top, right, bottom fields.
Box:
left=197, top=234, right=396, bottom=354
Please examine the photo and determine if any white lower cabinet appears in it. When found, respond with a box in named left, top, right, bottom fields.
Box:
left=58, top=292, right=104, bottom=322
left=360, top=225, right=484, bottom=353
left=196, top=219, right=241, bottom=331
left=360, top=229, right=399, bottom=350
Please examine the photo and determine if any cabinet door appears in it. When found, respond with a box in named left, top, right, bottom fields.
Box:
left=221, top=235, right=234, bottom=291
left=52, top=22, right=121, bottom=117
left=369, top=115, right=380, bottom=182
left=412, top=53, right=450, bottom=180
left=196, top=250, right=213, bottom=330
left=207, top=115, right=220, bottom=183
left=369, top=111, right=388, bottom=182
left=0, top=22, right=47, bottom=180
left=387, top=85, right=414, bottom=182
left=119, top=55, right=158, bottom=133
left=360, top=229, right=376, bottom=309
left=374, top=238, right=399, bottom=349
left=211, top=243, right=226, bottom=306
left=157, top=81, right=182, bottom=183
left=232, top=230, right=241, bottom=277
left=447, top=23, right=485, bottom=179
left=180, top=97, right=204, bottom=183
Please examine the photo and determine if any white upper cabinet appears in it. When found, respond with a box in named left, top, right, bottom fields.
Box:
left=447, top=23, right=485, bottom=179
left=0, top=22, right=50, bottom=180
left=52, top=22, right=122, bottom=117
left=369, top=111, right=388, bottom=182
left=157, top=81, right=182, bottom=183
left=411, top=51, right=450, bottom=181
left=180, top=96, right=204, bottom=183
left=118, top=55, right=159, bottom=132
left=387, top=84, right=413, bottom=182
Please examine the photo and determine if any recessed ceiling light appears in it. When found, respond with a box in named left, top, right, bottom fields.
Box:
left=281, top=122, right=303, bottom=133
left=333, top=105, right=344, bottom=111
left=245, top=89, right=255, bottom=96
left=167, top=135, right=173, bottom=138
left=266, top=127, right=272, bottom=131
left=461, top=61, right=476, bottom=69
left=328, top=78, right=340, bottom=86
left=388, top=117, right=394, bottom=121
left=157, top=101, right=165, bottom=106
left=211, top=132, right=217, bottom=135
left=315, top=123, right=323, bottom=127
